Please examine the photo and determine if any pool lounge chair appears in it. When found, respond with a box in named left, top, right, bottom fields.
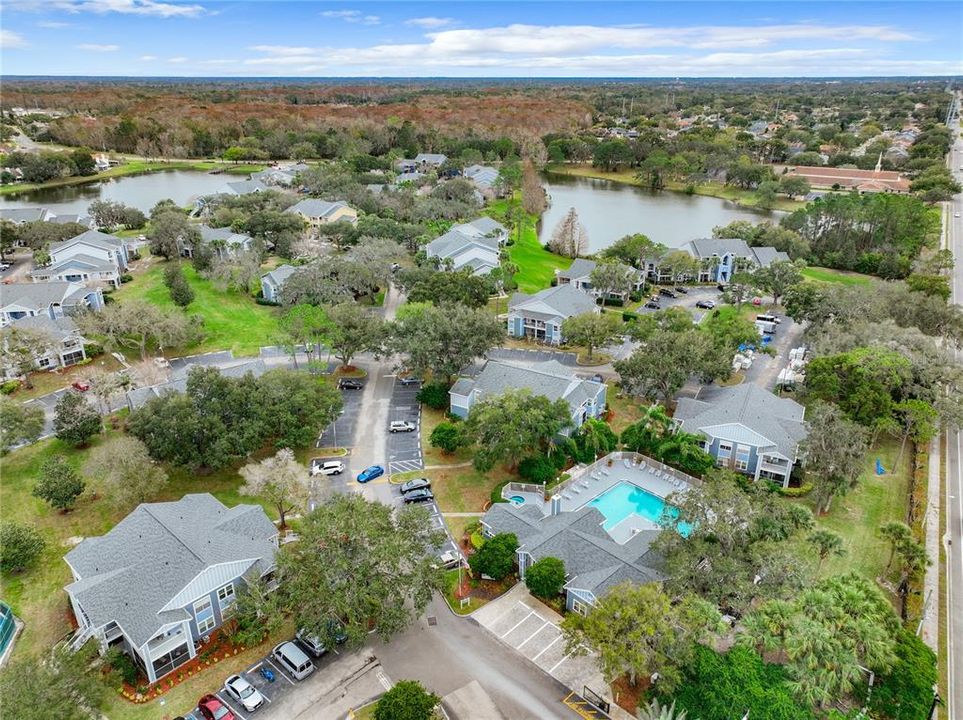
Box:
left=655, top=470, right=662, bottom=478
left=601, top=468, right=610, bottom=476
left=561, top=492, right=572, bottom=500
left=580, top=480, right=590, bottom=489
left=639, top=461, right=646, bottom=470
left=623, top=459, right=632, bottom=469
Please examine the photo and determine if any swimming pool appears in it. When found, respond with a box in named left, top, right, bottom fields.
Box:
left=588, top=482, right=692, bottom=536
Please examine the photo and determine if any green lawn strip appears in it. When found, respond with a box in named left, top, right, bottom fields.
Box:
left=442, top=568, right=489, bottom=616
left=789, top=436, right=912, bottom=584
left=546, top=164, right=805, bottom=213
left=800, top=266, right=874, bottom=286
left=427, top=465, right=512, bottom=514
left=443, top=515, right=478, bottom=546
left=0, top=431, right=280, bottom=662
left=0, top=161, right=267, bottom=196
left=112, top=263, right=280, bottom=357
left=605, top=393, right=643, bottom=435
left=420, top=407, right=475, bottom=467
left=485, top=198, right=572, bottom=293
left=9, top=353, right=124, bottom=402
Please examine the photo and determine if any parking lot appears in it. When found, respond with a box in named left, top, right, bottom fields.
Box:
left=316, top=381, right=364, bottom=450
left=635, top=283, right=722, bottom=320
left=386, top=378, right=423, bottom=475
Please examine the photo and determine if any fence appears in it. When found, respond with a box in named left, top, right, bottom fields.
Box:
left=549, top=450, right=702, bottom=499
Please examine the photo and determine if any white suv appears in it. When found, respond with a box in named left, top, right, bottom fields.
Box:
left=310, top=460, right=345, bottom=476
left=389, top=421, right=416, bottom=433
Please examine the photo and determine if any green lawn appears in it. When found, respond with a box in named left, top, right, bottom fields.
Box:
left=485, top=198, right=572, bottom=293
left=800, top=266, right=874, bottom=286
left=547, top=164, right=806, bottom=213
left=113, top=262, right=280, bottom=357
left=0, top=429, right=280, bottom=663
left=790, top=436, right=912, bottom=583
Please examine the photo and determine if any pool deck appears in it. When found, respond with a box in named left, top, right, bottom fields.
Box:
left=505, top=452, right=697, bottom=539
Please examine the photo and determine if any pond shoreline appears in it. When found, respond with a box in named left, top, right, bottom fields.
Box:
left=0, top=160, right=265, bottom=197
left=546, top=163, right=805, bottom=214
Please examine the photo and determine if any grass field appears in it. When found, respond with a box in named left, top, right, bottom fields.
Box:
left=0, top=160, right=266, bottom=196
left=113, top=261, right=280, bottom=356
left=421, top=407, right=474, bottom=467
left=791, top=436, right=912, bottom=583
left=485, top=198, right=572, bottom=293
left=800, top=266, right=874, bottom=286
left=547, top=164, right=806, bottom=213
left=0, top=429, right=281, bottom=663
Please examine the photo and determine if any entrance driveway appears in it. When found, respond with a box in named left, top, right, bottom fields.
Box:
left=472, top=584, right=609, bottom=705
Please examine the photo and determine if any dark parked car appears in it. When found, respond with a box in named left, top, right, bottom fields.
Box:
left=644, top=300, right=661, bottom=310
left=338, top=378, right=363, bottom=390
left=403, top=488, right=435, bottom=504
left=674, top=286, right=688, bottom=294
left=658, top=288, right=677, bottom=298
left=400, top=477, right=431, bottom=494
left=695, top=299, right=716, bottom=310
left=399, top=376, right=420, bottom=386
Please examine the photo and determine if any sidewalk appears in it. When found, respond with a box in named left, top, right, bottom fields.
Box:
left=921, top=435, right=940, bottom=651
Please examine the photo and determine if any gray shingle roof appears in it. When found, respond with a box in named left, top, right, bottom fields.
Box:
left=749, top=246, right=791, bottom=267
left=33, top=254, right=117, bottom=275
left=681, top=237, right=753, bottom=259
left=48, top=213, right=93, bottom=226
left=50, top=229, right=125, bottom=254
left=482, top=504, right=664, bottom=597
left=414, top=153, right=447, bottom=166
left=222, top=179, right=267, bottom=195
left=286, top=199, right=351, bottom=220
left=509, top=284, right=598, bottom=322
left=261, top=264, right=298, bottom=289
left=9, top=313, right=79, bottom=338
left=674, top=384, right=806, bottom=459
left=463, top=165, right=499, bottom=188
left=0, top=281, right=90, bottom=311
left=65, top=494, right=277, bottom=647
left=556, top=258, right=597, bottom=281
left=197, top=225, right=253, bottom=248
left=0, top=207, right=47, bottom=223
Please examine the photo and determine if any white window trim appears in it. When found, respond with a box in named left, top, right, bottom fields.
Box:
left=217, top=582, right=235, bottom=610
left=194, top=595, right=215, bottom=634
left=571, top=597, right=590, bottom=616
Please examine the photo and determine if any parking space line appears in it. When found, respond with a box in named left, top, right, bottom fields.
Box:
left=501, top=610, right=536, bottom=638
left=263, top=657, right=295, bottom=686
left=515, top=621, right=552, bottom=650
left=531, top=633, right=562, bottom=661
left=217, top=691, right=249, bottom=720
left=549, top=649, right=575, bottom=673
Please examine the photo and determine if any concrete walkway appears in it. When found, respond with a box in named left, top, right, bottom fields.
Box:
left=921, top=436, right=940, bottom=651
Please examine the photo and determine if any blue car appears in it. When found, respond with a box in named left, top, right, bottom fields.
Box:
left=357, top=465, right=385, bottom=483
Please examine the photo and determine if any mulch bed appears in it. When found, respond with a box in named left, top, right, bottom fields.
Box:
left=611, top=675, right=651, bottom=715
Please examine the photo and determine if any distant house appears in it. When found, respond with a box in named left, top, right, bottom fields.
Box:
left=0, top=281, right=104, bottom=328
left=31, top=230, right=131, bottom=288
left=394, top=170, right=424, bottom=185
left=285, top=199, right=358, bottom=228
left=678, top=238, right=789, bottom=283
left=180, top=225, right=255, bottom=259
left=260, top=264, right=298, bottom=304
left=450, top=358, right=607, bottom=434
left=781, top=164, right=910, bottom=194
left=463, top=164, right=500, bottom=195
left=555, top=258, right=643, bottom=300
left=414, top=153, right=447, bottom=169
left=47, top=213, right=96, bottom=229
left=251, top=162, right=309, bottom=187
left=673, top=384, right=807, bottom=488
left=425, top=217, right=509, bottom=276
left=64, top=494, right=278, bottom=684
left=0, top=207, right=49, bottom=225
left=1, top=314, right=89, bottom=379
left=481, top=502, right=663, bottom=613
left=218, top=179, right=267, bottom=196
left=507, top=284, right=599, bottom=344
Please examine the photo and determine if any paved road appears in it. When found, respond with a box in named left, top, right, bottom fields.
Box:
left=943, top=101, right=963, bottom=720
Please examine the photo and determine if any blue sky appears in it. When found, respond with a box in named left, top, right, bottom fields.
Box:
left=2, top=1, right=961, bottom=77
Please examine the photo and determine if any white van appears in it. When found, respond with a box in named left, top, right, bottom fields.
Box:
left=272, top=641, right=315, bottom=681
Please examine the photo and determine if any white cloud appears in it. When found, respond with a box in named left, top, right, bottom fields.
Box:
left=320, top=9, right=379, bottom=25
left=0, top=30, right=28, bottom=48
left=37, top=20, right=71, bottom=27
left=405, top=17, right=455, bottom=29
left=51, top=0, right=205, bottom=18
left=76, top=42, right=119, bottom=51
left=139, top=54, right=157, bottom=60
left=167, top=56, right=187, bottom=63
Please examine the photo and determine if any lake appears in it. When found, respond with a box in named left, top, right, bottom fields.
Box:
left=0, top=170, right=232, bottom=216
left=539, top=172, right=779, bottom=252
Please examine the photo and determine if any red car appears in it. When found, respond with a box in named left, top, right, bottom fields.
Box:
left=71, top=381, right=90, bottom=392
left=751, top=297, right=763, bottom=306
left=197, top=694, right=235, bottom=720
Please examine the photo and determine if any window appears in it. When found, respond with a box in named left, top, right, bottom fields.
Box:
left=735, top=445, right=751, bottom=471
left=571, top=597, right=590, bottom=616
left=717, top=442, right=732, bottom=459
left=217, top=583, right=235, bottom=610
left=194, top=597, right=215, bottom=634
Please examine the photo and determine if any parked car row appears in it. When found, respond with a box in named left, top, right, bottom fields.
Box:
left=397, top=476, right=434, bottom=504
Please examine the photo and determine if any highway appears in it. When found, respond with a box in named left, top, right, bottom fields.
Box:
left=943, top=92, right=962, bottom=720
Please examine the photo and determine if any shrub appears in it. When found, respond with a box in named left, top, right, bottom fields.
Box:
left=525, top=556, right=566, bottom=599
left=375, top=680, right=440, bottom=720
left=33, top=456, right=86, bottom=512
left=0, top=380, right=19, bottom=395
left=776, top=483, right=814, bottom=497
left=518, top=455, right=556, bottom=484
left=255, top=297, right=281, bottom=306
left=416, top=382, right=450, bottom=410
left=470, top=531, right=485, bottom=549
left=0, top=522, right=46, bottom=572
left=622, top=311, right=640, bottom=322
left=106, top=648, right=140, bottom=686
left=429, top=422, right=464, bottom=454
left=602, top=297, right=624, bottom=307
left=870, top=629, right=937, bottom=720
left=490, top=479, right=510, bottom=505
left=119, top=273, right=133, bottom=283
left=468, top=532, right=518, bottom=580
left=83, top=342, right=105, bottom=358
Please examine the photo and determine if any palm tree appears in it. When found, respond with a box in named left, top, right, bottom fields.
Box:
left=636, top=699, right=687, bottom=720
left=741, top=599, right=795, bottom=659
left=807, top=529, right=845, bottom=573
left=879, top=521, right=913, bottom=573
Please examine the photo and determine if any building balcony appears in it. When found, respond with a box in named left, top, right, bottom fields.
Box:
left=145, top=627, right=188, bottom=659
